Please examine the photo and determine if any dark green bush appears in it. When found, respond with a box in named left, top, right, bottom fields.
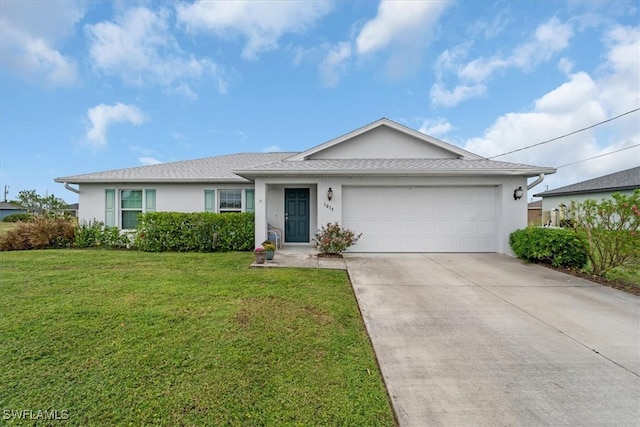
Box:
left=0, top=216, right=76, bottom=251
left=509, top=227, right=587, bottom=269
left=3, top=213, right=33, bottom=222
left=135, top=212, right=254, bottom=252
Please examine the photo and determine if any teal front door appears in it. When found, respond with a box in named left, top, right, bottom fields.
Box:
left=285, top=188, right=310, bottom=242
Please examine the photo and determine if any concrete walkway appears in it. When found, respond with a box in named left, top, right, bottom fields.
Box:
left=345, top=253, right=640, bottom=427
left=250, top=245, right=347, bottom=270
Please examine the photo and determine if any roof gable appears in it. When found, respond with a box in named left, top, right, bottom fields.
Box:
left=286, top=118, right=482, bottom=161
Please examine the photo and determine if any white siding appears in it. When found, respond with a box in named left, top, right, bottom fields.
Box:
left=308, top=126, right=458, bottom=160
left=77, top=183, right=254, bottom=227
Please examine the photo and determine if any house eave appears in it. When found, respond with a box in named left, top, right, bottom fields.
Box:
left=54, top=177, right=251, bottom=184
left=234, top=167, right=556, bottom=180
left=534, top=185, right=639, bottom=198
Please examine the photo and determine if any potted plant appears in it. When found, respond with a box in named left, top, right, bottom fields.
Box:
left=262, top=240, right=276, bottom=260
left=254, top=247, right=266, bottom=264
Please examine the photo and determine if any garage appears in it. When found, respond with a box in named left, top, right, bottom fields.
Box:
left=342, top=186, right=498, bottom=252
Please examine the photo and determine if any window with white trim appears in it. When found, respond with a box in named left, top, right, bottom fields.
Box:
left=105, top=189, right=156, bottom=229
left=121, top=190, right=143, bottom=229
left=219, top=189, right=242, bottom=213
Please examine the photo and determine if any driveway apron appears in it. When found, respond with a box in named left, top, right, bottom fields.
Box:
left=345, top=253, right=640, bottom=426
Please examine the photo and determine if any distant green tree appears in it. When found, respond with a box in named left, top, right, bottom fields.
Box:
left=10, top=190, right=68, bottom=216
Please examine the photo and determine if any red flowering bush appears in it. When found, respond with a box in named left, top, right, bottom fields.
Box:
left=313, top=222, right=362, bottom=255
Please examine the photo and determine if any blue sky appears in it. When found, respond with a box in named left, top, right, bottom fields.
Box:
left=1, top=0, right=638, bottom=204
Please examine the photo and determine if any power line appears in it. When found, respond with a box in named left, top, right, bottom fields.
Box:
left=556, top=143, right=640, bottom=168
left=489, top=107, right=640, bottom=159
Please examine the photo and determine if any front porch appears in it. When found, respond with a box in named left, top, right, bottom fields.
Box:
left=250, top=245, right=347, bottom=270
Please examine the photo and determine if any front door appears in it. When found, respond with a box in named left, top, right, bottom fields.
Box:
left=285, top=188, right=310, bottom=242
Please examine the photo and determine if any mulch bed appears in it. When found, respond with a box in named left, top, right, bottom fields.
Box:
left=542, top=264, right=640, bottom=296
left=317, top=253, right=344, bottom=259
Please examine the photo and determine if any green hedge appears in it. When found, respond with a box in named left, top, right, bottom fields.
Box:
left=135, top=212, right=254, bottom=252
left=509, top=227, right=587, bottom=269
left=3, top=213, right=33, bottom=222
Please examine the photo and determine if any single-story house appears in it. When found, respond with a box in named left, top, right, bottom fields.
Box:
left=55, top=118, right=556, bottom=254
left=534, top=166, right=640, bottom=226
left=0, top=202, right=27, bottom=221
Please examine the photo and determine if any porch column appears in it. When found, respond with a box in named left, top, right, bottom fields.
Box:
left=254, top=178, right=267, bottom=248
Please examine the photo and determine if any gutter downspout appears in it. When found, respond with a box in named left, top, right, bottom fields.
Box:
left=63, top=182, right=80, bottom=194
left=527, top=173, right=545, bottom=191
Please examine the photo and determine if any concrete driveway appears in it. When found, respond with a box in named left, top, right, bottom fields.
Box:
left=345, top=253, right=640, bottom=426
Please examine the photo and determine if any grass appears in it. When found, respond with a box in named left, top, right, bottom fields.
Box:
left=0, top=250, right=395, bottom=426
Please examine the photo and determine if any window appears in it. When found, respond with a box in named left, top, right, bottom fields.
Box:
left=245, top=189, right=255, bottom=213
left=106, top=189, right=155, bottom=229
left=219, top=190, right=242, bottom=213
left=121, top=190, right=143, bottom=229
left=204, top=190, right=216, bottom=212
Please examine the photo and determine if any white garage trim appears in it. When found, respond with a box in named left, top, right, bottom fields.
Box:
left=343, top=186, right=498, bottom=253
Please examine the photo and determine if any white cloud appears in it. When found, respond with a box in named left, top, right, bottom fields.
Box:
left=262, top=145, right=283, bottom=153
left=319, top=42, right=352, bottom=87
left=431, top=17, right=575, bottom=107
left=0, top=0, right=83, bottom=87
left=87, top=7, right=224, bottom=96
left=85, top=103, right=148, bottom=148
left=138, top=157, right=162, bottom=165
left=463, top=27, right=639, bottom=191
left=430, top=82, right=486, bottom=108
left=355, top=0, right=450, bottom=55
left=558, top=57, right=574, bottom=74
left=419, top=118, right=455, bottom=137
left=177, top=1, right=332, bottom=60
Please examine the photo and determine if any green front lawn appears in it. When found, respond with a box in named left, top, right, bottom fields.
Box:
left=0, top=250, right=395, bottom=426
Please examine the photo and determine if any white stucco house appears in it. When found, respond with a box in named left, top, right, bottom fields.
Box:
left=55, top=118, right=555, bottom=254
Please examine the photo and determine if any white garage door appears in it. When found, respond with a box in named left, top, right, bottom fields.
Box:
left=342, top=186, right=497, bottom=252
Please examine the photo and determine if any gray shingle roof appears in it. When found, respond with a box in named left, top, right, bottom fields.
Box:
left=534, top=166, right=640, bottom=197
left=234, top=158, right=555, bottom=177
left=54, top=153, right=296, bottom=184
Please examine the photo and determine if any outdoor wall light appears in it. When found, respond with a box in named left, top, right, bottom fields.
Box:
left=513, top=186, right=524, bottom=200
left=327, top=187, right=333, bottom=201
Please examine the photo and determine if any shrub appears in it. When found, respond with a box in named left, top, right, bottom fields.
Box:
left=568, top=190, right=640, bottom=276
left=0, top=216, right=76, bottom=251
left=509, top=227, right=587, bottom=269
left=313, top=222, right=362, bottom=255
left=135, top=212, right=254, bottom=252
left=75, top=220, right=104, bottom=248
left=75, top=220, right=133, bottom=249
left=3, top=213, right=33, bottom=222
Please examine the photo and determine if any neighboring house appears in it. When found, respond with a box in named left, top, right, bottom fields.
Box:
left=534, top=166, right=640, bottom=226
left=63, top=203, right=79, bottom=218
left=55, top=118, right=555, bottom=254
left=527, top=200, right=543, bottom=226
left=0, top=202, right=27, bottom=221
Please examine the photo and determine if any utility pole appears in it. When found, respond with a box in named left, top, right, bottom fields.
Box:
left=3, top=185, right=8, bottom=203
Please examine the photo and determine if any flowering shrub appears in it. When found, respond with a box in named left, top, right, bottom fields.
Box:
left=254, top=247, right=265, bottom=252
left=313, top=222, right=362, bottom=255
left=568, top=189, right=640, bottom=276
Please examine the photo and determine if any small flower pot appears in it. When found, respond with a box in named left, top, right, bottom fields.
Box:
left=266, top=250, right=274, bottom=261
left=255, top=252, right=266, bottom=264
